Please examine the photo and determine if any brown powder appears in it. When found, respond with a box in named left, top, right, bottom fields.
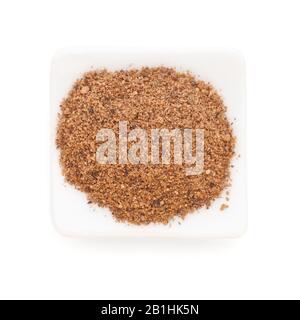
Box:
left=56, top=67, right=235, bottom=225
left=220, top=203, right=229, bottom=211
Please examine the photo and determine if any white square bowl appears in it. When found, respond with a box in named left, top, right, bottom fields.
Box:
left=50, top=48, right=247, bottom=238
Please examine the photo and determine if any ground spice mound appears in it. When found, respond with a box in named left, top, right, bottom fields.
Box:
left=56, top=67, right=235, bottom=225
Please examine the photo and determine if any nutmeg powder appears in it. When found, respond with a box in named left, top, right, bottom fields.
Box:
left=56, top=67, right=235, bottom=224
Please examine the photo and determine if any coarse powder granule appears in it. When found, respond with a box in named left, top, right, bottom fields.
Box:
left=56, top=67, right=235, bottom=225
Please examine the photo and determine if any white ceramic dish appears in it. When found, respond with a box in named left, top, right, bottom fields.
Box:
left=50, top=48, right=247, bottom=238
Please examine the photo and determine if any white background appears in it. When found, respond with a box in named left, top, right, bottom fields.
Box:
left=0, top=0, right=299, bottom=300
